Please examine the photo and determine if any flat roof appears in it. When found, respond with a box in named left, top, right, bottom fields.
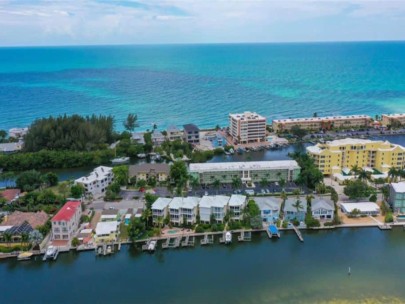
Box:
left=229, top=112, right=266, bottom=121
left=75, top=166, right=113, bottom=184
left=273, top=114, right=371, bottom=123
left=189, top=160, right=300, bottom=173
left=382, top=113, right=405, bottom=118
left=95, top=221, right=119, bottom=235
left=391, top=182, right=405, bottom=193
left=340, top=202, right=380, bottom=213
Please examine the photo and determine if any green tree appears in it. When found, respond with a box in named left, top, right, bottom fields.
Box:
left=170, top=161, right=188, bottom=188
left=291, top=152, right=323, bottom=189
left=43, top=172, right=59, bottom=187
left=112, top=165, right=129, bottom=186
left=16, top=170, right=43, bottom=192
left=231, top=177, right=242, bottom=190
left=213, top=179, right=221, bottom=194
left=292, top=199, right=304, bottom=214
left=189, top=176, right=200, bottom=195
left=260, top=178, right=268, bottom=188
left=0, top=130, right=7, bottom=142
left=123, top=113, right=139, bottom=132
left=71, top=237, right=80, bottom=247
left=358, top=169, right=371, bottom=182
left=344, top=179, right=374, bottom=201
left=388, top=167, right=399, bottom=183
left=70, top=184, right=85, bottom=199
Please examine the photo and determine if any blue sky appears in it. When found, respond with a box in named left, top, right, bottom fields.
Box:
left=0, top=0, right=405, bottom=46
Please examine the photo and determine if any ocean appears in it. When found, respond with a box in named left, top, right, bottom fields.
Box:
left=1, top=41, right=405, bottom=131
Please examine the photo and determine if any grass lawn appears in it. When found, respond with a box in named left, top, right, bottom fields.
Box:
left=119, top=223, right=129, bottom=240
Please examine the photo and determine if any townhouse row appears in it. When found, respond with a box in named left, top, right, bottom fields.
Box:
left=151, top=195, right=336, bottom=225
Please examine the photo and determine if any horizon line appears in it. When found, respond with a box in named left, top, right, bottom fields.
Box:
left=1, top=39, right=405, bottom=49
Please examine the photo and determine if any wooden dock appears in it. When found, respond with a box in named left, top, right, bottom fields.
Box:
left=200, top=234, right=214, bottom=245
left=292, top=225, right=304, bottom=242
left=237, top=231, right=252, bottom=242
left=181, top=236, right=195, bottom=247
left=95, top=243, right=115, bottom=256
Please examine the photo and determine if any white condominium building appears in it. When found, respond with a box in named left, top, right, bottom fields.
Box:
left=229, top=112, right=267, bottom=144
left=75, top=166, right=114, bottom=197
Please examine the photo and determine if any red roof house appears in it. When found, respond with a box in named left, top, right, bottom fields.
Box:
left=52, top=201, right=82, bottom=222
left=0, top=189, right=21, bottom=203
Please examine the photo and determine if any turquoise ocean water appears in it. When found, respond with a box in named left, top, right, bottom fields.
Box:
left=1, top=42, right=405, bottom=131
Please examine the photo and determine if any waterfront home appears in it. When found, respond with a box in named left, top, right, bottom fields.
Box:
left=0, top=188, right=21, bottom=204
left=311, top=198, right=334, bottom=220
left=151, top=130, right=165, bottom=146
left=389, top=182, right=405, bottom=214
left=0, top=221, right=34, bottom=243
left=0, top=142, right=23, bottom=154
left=0, top=211, right=48, bottom=230
left=254, top=197, right=282, bottom=223
left=183, top=124, right=200, bottom=145
left=75, top=166, right=114, bottom=198
left=101, top=209, right=120, bottom=222
left=77, top=228, right=93, bottom=245
left=199, top=195, right=229, bottom=223
left=51, top=201, right=82, bottom=243
left=229, top=112, right=267, bottom=144
left=283, top=198, right=307, bottom=222
left=8, top=127, right=29, bottom=139
left=306, top=138, right=405, bottom=176
left=381, top=113, right=405, bottom=127
left=129, top=163, right=170, bottom=183
left=189, top=160, right=300, bottom=185
left=340, top=202, right=380, bottom=216
left=131, top=132, right=145, bottom=145
left=94, top=221, right=119, bottom=243
left=151, top=197, right=172, bottom=224
left=228, top=195, right=247, bottom=220
left=167, top=125, right=183, bottom=141
left=168, top=197, right=200, bottom=225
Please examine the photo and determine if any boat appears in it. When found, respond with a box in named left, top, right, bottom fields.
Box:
left=43, top=245, right=58, bottom=261
left=225, top=232, right=232, bottom=244
left=106, top=246, right=112, bottom=254
left=148, top=240, right=157, bottom=252
left=111, top=157, right=130, bottom=165
left=229, top=148, right=235, bottom=154
left=17, top=252, right=33, bottom=261
left=225, top=151, right=231, bottom=155
left=137, top=153, right=146, bottom=159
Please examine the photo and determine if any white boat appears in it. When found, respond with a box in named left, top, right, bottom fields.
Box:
left=111, top=157, right=130, bottom=165
left=43, top=245, right=58, bottom=261
left=106, top=246, right=112, bottom=254
left=148, top=240, right=157, bottom=252
left=225, top=232, right=232, bottom=244
left=137, top=153, right=146, bottom=159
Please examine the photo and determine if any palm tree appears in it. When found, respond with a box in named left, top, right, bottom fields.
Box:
left=3, top=231, right=12, bottom=246
left=142, top=209, right=152, bottom=229
left=260, top=178, right=268, bottom=188
left=388, top=167, right=399, bottom=183
left=306, top=194, right=314, bottom=207
left=21, top=232, right=29, bottom=247
left=189, top=176, right=200, bottom=195
left=351, top=165, right=360, bottom=176
left=292, top=199, right=304, bottom=214
left=232, top=177, right=242, bottom=190
left=156, top=216, right=164, bottom=236
left=358, top=169, right=371, bottom=182
left=213, top=179, right=221, bottom=195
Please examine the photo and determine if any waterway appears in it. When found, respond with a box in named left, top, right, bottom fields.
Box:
left=1, top=228, right=405, bottom=303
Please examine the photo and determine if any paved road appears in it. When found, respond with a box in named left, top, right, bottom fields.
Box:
left=89, top=199, right=144, bottom=211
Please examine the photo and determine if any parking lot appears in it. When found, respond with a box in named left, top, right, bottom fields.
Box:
left=188, top=181, right=306, bottom=197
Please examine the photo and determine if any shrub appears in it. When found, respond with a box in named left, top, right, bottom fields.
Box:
left=323, top=222, right=335, bottom=227
left=385, top=212, right=394, bottom=223
left=195, top=226, right=204, bottom=233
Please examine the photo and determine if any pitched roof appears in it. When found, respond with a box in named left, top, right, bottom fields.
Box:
left=0, top=189, right=21, bottom=202
left=228, top=195, right=247, bottom=207
left=95, top=221, right=119, bottom=235
left=151, top=197, right=172, bottom=210
left=1, top=211, right=48, bottom=228
left=183, top=124, right=199, bottom=132
left=52, top=201, right=81, bottom=222
left=284, top=197, right=308, bottom=213
left=311, top=198, right=335, bottom=212
left=254, top=197, right=282, bottom=210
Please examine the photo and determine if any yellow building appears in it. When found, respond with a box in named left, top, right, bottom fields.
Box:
left=128, top=164, right=169, bottom=183
left=94, top=221, right=119, bottom=243
left=306, top=138, right=405, bottom=175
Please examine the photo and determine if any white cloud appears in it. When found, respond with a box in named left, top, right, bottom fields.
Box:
left=0, top=0, right=404, bottom=45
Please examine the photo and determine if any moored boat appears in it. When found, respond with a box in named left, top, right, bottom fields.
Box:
left=17, top=252, right=33, bottom=261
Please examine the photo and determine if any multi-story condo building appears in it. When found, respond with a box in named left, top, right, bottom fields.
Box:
left=228, top=195, right=247, bottom=220
left=389, top=182, right=405, bottom=214
left=168, top=197, right=200, bottom=225
left=381, top=114, right=405, bottom=127
left=51, top=201, right=82, bottom=242
left=75, top=166, right=114, bottom=197
left=167, top=125, right=183, bottom=141
left=183, top=124, right=200, bottom=145
left=307, top=138, right=405, bottom=176
left=151, top=197, right=172, bottom=224
left=129, top=163, right=170, bottom=183
left=199, top=195, right=230, bottom=223
left=229, top=112, right=267, bottom=144
left=189, top=160, right=300, bottom=185
left=273, top=115, right=372, bottom=132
